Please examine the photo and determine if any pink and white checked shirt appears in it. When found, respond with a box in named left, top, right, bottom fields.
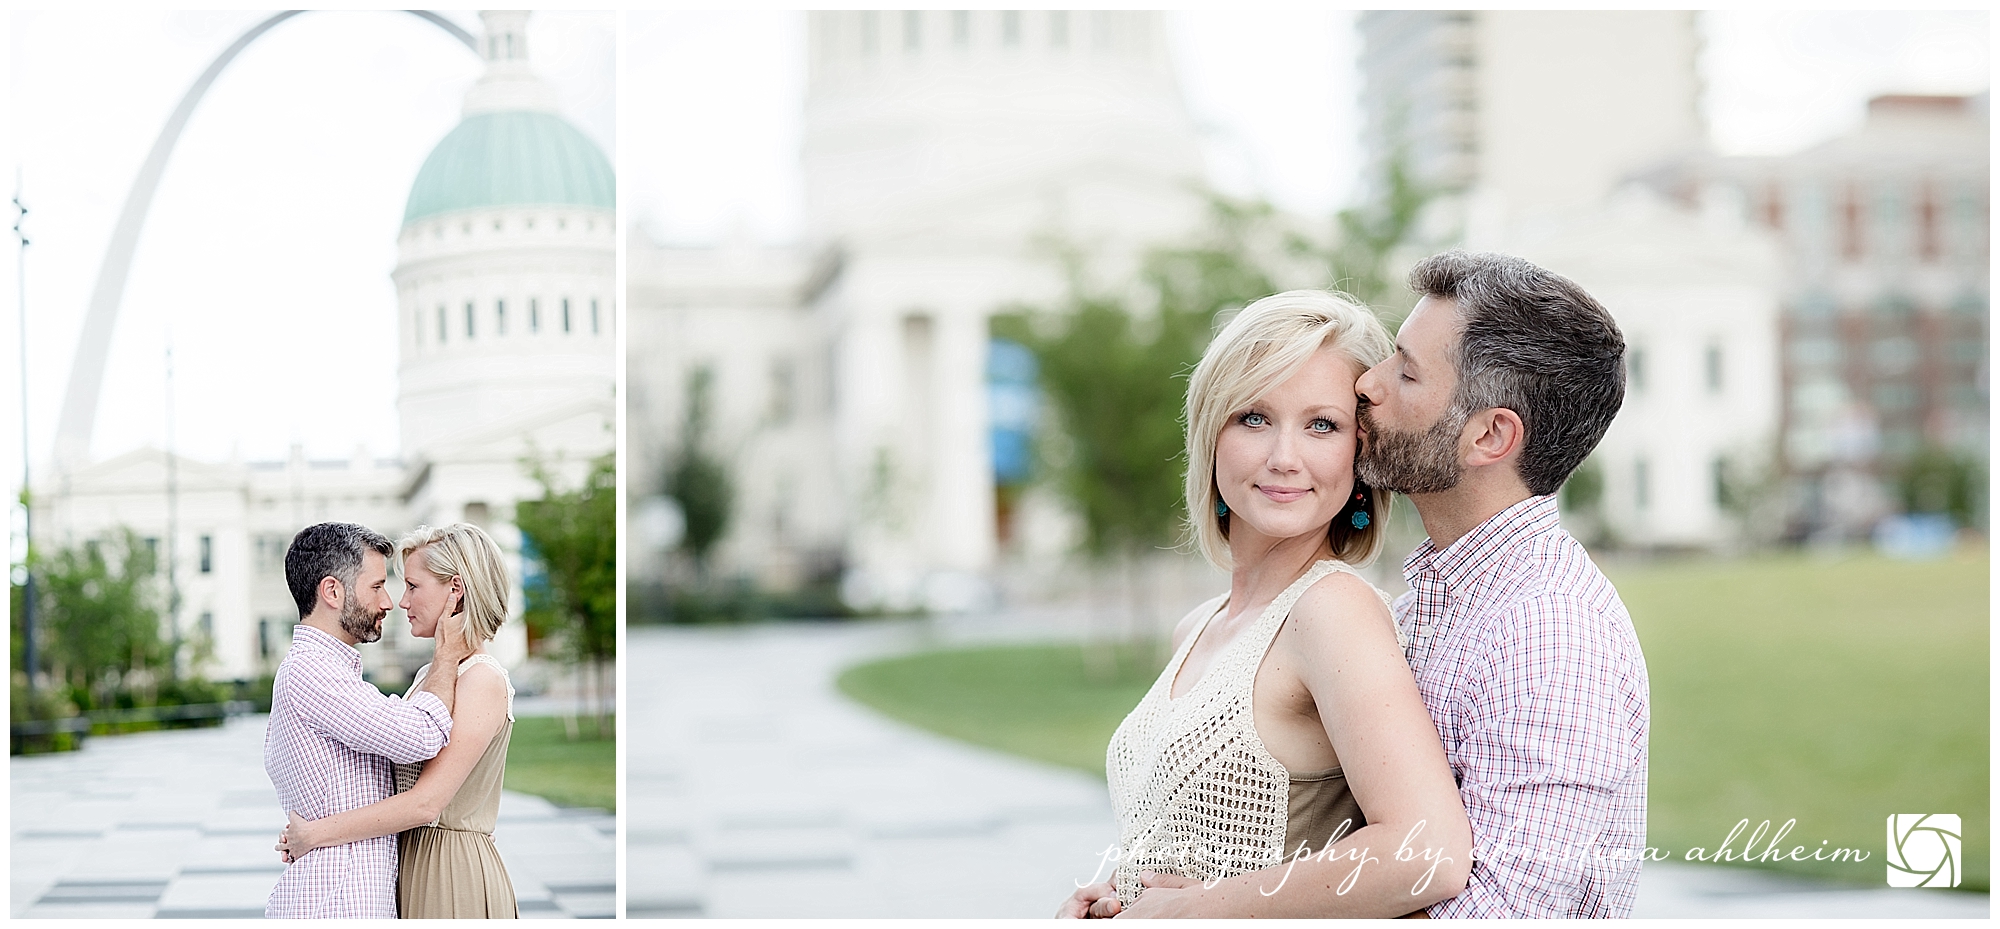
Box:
left=263, top=624, right=453, bottom=918
left=1397, top=495, right=1650, bottom=918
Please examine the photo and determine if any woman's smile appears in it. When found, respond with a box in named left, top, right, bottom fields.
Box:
left=1257, top=484, right=1312, bottom=503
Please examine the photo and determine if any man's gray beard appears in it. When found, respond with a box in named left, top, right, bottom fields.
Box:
left=1357, top=404, right=1467, bottom=495
left=339, top=592, right=385, bottom=644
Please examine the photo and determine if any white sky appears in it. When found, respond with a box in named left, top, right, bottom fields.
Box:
left=4, top=9, right=1990, bottom=507
left=4, top=10, right=613, bottom=496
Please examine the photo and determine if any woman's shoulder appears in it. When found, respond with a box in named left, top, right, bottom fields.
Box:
left=1168, top=591, right=1230, bottom=650
left=1287, top=562, right=1396, bottom=640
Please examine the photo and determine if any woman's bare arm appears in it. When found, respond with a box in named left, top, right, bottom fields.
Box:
left=278, top=664, right=510, bottom=858
left=1118, top=573, right=1473, bottom=918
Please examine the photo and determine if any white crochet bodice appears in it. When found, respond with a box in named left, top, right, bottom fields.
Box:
left=1104, top=559, right=1364, bottom=906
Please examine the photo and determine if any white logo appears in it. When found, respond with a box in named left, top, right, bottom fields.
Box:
left=1886, top=814, right=1961, bottom=888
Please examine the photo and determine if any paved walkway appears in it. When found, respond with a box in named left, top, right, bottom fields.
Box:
left=627, top=620, right=1987, bottom=919
left=10, top=714, right=613, bottom=919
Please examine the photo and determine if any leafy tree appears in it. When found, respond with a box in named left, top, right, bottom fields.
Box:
left=665, top=366, right=734, bottom=580
left=34, top=529, right=168, bottom=710
left=517, top=452, right=616, bottom=738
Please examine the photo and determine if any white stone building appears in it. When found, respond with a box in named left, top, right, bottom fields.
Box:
left=37, top=11, right=613, bottom=684
left=628, top=11, right=1209, bottom=610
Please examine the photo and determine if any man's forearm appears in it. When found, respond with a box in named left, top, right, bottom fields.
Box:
left=418, top=661, right=458, bottom=713
left=1156, top=822, right=1468, bottom=918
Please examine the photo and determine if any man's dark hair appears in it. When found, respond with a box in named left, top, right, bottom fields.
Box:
left=284, top=522, right=393, bottom=618
left=1410, top=250, right=1626, bottom=497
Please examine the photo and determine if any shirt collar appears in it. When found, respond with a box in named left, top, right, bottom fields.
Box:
left=291, top=622, right=362, bottom=670
left=1403, top=494, right=1563, bottom=592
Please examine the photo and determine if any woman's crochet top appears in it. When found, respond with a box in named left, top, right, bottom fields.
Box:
left=1104, top=559, right=1370, bottom=906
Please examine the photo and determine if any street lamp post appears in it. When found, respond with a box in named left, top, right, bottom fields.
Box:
left=15, top=181, right=36, bottom=695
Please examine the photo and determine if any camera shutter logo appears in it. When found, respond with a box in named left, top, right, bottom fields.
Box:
left=1886, top=814, right=1960, bottom=888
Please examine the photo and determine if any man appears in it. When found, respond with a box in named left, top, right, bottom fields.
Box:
left=263, top=522, right=472, bottom=918
left=1353, top=250, right=1649, bottom=917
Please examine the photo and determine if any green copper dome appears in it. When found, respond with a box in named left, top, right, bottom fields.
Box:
left=403, top=111, right=614, bottom=223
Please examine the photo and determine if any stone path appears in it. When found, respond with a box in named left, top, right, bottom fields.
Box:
left=10, top=714, right=614, bottom=919
left=627, top=620, right=1988, bottom=919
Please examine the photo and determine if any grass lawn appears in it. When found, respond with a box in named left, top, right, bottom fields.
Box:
left=836, top=549, right=1987, bottom=889
left=503, top=715, right=615, bottom=812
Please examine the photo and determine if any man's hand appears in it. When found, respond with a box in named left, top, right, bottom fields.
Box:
left=1114, top=871, right=1203, bottom=918
left=1057, top=879, right=1121, bottom=918
left=432, top=610, right=473, bottom=666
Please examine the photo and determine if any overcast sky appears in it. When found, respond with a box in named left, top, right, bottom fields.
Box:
left=3, top=10, right=1989, bottom=511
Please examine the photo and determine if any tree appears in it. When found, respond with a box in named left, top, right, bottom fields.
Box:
left=34, top=529, right=168, bottom=711
left=516, top=452, right=616, bottom=738
left=665, top=365, right=734, bottom=581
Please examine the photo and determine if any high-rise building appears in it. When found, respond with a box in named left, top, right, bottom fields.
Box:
left=1642, top=94, right=1990, bottom=536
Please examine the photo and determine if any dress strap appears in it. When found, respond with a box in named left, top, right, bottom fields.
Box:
left=456, top=654, right=516, bottom=722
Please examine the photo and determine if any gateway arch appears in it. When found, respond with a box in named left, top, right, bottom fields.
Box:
left=49, top=10, right=478, bottom=470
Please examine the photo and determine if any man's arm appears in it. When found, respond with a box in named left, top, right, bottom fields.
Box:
left=417, top=616, right=474, bottom=713
left=292, top=649, right=453, bottom=764
left=1429, top=598, right=1648, bottom=918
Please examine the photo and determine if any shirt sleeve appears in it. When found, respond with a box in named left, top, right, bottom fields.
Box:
left=1430, top=594, right=1648, bottom=918
left=292, top=650, right=454, bottom=764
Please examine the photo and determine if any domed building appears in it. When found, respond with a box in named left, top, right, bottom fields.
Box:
left=388, top=9, right=616, bottom=668
left=40, top=11, right=613, bottom=682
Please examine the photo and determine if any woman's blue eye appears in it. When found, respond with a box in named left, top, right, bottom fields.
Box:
left=1240, top=412, right=1267, bottom=427
left=1310, top=419, right=1334, bottom=433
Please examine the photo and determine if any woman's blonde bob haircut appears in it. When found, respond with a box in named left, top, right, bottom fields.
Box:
left=397, top=523, right=510, bottom=652
left=1184, top=289, right=1396, bottom=570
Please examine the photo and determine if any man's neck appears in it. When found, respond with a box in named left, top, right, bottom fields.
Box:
left=1408, top=469, right=1535, bottom=551
left=299, top=611, right=359, bottom=647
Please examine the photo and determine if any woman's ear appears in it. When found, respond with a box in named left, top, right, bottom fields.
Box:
left=450, top=576, right=466, bottom=615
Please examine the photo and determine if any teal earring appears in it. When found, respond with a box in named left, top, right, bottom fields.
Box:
left=1215, top=500, right=1229, bottom=517
left=1349, top=488, right=1370, bottom=529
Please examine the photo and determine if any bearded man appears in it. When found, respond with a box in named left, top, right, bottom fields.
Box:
left=1353, top=251, right=1650, bottom=918
left=263, top=522, right=471, bottom=918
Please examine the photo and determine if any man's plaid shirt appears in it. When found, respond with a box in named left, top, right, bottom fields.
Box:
left=1399, top=495, right=1650, bottom=918
left=263, top=624, right=453, bottom=918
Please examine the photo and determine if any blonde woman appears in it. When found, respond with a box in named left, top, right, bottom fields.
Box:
left=279, top=523, right=520, bottom=918
left=1060, top=291, right=1472, bottom=918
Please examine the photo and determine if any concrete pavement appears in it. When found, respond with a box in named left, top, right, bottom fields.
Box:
left=10, top=714, right=613, bottom=919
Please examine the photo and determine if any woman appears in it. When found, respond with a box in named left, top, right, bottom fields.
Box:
left=279, top=523, right=520, bottom=918
left=1060, top=291, right=1472, bottom=918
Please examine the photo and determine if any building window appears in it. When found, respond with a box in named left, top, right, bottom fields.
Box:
left=259, top=618, right=271, bottom=660
left=1050, top=11, right=1068, bottom=47
left=1002, top=10, right=1021, bottom=46
left=592, top=299, right=601, bottom=335
left=952, top=10, right=970, bottom=46
left=198, top=612, right=213, bottom=638
left=437, top=306, right=447, bottom=344
left=1627, top=347, right=1646, bottom=393
left=143, top=537, right=160, bottom=573
left=563, top=298, right=572, bottom=333
left=1704, top=343, right=1723, bottom=393
left=769, top=359, right=795, bottom=424
left=1635, top=459, right=1650, bottom=511
left=531, top=298, right=540, bottom=333
left=496, top=299, right=506, bottom=336
left=199, top=535, right=213, bottom=574
left=414, top=310, right=423, bottom=347
left=465, top=301, right=476, bottom=339
left=1711, top=458, right=1728, bottom=507
left=903, top=10, right=921, bottom=50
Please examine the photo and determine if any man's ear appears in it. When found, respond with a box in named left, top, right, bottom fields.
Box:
left=317, top=575, right=344, bottom=613
left=1463, top=407, right=1525, bottom=469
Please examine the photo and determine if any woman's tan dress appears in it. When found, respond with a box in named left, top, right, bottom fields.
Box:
left=396, top=655, right=518, bottom=919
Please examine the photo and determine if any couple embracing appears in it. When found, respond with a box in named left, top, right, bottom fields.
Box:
left=263, top=521, right=521, bottom=919
left=1065, top=251, right=1650, bottom=918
